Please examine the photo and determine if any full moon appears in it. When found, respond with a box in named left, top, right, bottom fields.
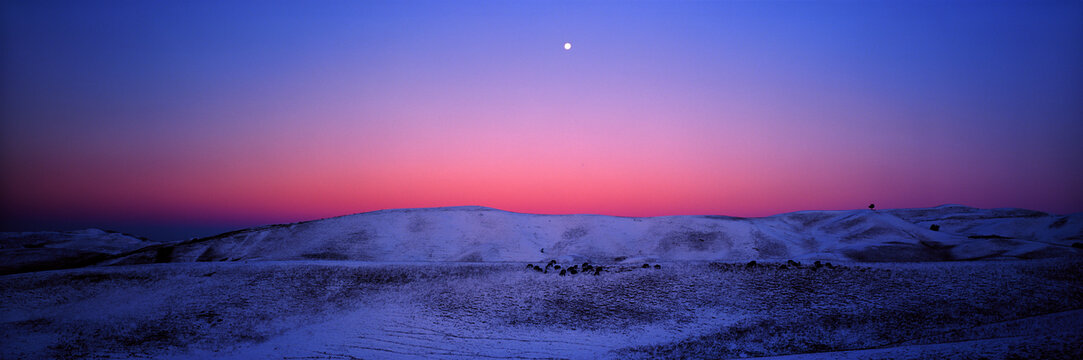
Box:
left=563, top=42, right=571, bottom=50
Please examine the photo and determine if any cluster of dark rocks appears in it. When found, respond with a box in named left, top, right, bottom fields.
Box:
left=527, top=260, right=665, bottom=276
left=741, top=260, right=843, bottom=271
left=526, top=260, right=608, bottom=276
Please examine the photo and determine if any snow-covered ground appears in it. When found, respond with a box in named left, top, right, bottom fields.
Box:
left=1, top=205, right=1081, bottom=359
left=1, top=259, right=1080, bottom=359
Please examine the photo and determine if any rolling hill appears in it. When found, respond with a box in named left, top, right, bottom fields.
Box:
left=0, top=228, right=158, bottom=274
left=95, top=205, right=1082, bottom=267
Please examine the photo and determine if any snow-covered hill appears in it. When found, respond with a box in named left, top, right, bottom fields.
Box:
left=104, top=205, right=1082, bottom=266
left=0, top=229, right=158, bottom=274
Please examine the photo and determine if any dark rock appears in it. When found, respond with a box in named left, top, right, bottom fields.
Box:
left=968, top=234, right=1011, bottom=239
left=154, top=246, right=175, bottom=263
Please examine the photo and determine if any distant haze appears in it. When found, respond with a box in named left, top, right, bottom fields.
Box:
left=2, top=1, right=1081, bottom=238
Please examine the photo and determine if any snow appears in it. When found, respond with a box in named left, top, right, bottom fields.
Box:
left=0, top=229, right=158, bottom=275
left=1, top=228, right=156, bottom=255
left=100, top=205, right=1081, bottom=266
left=2, top=206, right=1081, bottom=359
left=2, top=259, right=1080, bottom=359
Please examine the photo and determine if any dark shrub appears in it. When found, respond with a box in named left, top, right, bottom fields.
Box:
left=154, top=246, right=174, bottom=263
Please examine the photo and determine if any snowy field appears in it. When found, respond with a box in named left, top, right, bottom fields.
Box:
left=2, top=258, right=1081, bottom=359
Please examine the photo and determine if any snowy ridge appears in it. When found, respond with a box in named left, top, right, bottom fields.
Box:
left=0, top=229, right=158, bottom=274
left=105, top=205, right=1083, bottom=265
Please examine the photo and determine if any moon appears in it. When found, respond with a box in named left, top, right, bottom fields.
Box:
left=563, top=42, right=571, bottom=50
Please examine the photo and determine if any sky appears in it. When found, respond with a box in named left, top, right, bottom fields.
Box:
left=2, top=0, right=1082, bottom=241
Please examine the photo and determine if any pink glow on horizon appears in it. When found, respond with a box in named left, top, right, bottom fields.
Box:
left=2, top=1, right=1081, bottom=229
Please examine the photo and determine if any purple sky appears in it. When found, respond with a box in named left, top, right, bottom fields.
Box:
left=2, top=0, right=1081, bottom=240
